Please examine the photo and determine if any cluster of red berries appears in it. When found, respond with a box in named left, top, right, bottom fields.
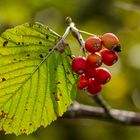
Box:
left=72, top=33, right=121, bottom=96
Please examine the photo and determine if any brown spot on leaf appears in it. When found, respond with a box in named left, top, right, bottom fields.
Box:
left=39, top=54, right=44, bottom=58
left=66, top=71, right=70, bottom=75
left=17, top=42, right=20, bottom=45
left=52, top=92, right=55, bottom=95
left=27, top=54, right=30, bottom=57
left=25, top=108, right=27, bottom=111
left=46, top=34, right=49, bottom=39
left=2, top=78, right=6, bottom=82
left=22, top=42, right=24, bottom=45
left=13, top=58, right=16, bottom=61
left=10, top=116, right=14, bottom=120
left=3, top=40, right=8, bottom=47
left=56, top=81, right=61, bottom=85
left=39, top=41, right=42, bottom=45
left=49, top=49, right=52, bottom=52
left=68, top=80, right=72, bottom=84
left=29, top=123, right=32, bottom=126
left=59, top=93, right=62, bottom=96
left=39, top=125, right=44, bottom=128
left=55, top=96, right=60, bottom=101
left=0, top=111, right=8, bottom=120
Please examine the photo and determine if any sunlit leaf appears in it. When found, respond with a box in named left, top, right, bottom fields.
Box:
left=0, top=22, right=77, bottom=135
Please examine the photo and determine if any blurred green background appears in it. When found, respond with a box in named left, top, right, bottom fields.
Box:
left=1, top=0, right=140, bottom=139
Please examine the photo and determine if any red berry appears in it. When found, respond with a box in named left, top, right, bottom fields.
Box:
left=87, top=79, right=102, bottom=95
left=72, top=56, right=87, bottom=74
left=100, top=49, right=118, bottom=66
left=77, top=74, right=89, bottom=89
left=85, top=36, right=102, bottom=53
left=94, top=68, right=111, bottom=84
left=84, top=65, right=96, bottom=78
left=86, top=52, right=102, bottom=68
left=101, top=33, right=121, bottom=52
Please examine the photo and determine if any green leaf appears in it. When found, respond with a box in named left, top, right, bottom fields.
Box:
left=0, top=22, right=77, bottom=135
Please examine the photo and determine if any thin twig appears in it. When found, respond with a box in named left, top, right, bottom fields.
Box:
left=93, top=94, right=111, bottom=115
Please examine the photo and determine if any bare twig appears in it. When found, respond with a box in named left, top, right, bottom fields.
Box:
left=63, top=102, right=140, bottom=126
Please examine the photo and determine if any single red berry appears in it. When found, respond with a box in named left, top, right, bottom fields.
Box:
left=72, top=56, right=87, bottom=74
left=100, top=49, right=118, bottom=66
left=94, top=68, right=111, bottom=84
left=87, top=79, right=102, bottom=95
left=101, top=33, right=121, bottom=52
left=84, top=65, right=96, bottom=78
left=86, top=52, right=102, bottom=68
left=77, top=74, right=89, bottom=89
left=85, top=36, right=102, bottom=53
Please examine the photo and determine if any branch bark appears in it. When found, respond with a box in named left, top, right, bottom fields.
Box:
left=63, top=102, right=140, bottom=126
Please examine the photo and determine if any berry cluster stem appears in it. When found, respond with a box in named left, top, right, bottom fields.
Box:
left=65, top=17, right=113, bottom=117
left=65, top=17, right=86, bottom=56
left=93, top=94, right=111, bottom=115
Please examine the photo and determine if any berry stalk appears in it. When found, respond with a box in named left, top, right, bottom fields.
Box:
left=79, top=30, right=96, bottom=36
left=93, top=94, right=111, bottom=115
left=66, top=17, right=118, bottom=117
left=65, top=17, right=86, bottom=56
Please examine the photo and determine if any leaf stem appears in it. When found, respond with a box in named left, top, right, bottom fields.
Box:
left=79, top=30, right=96, bottom=36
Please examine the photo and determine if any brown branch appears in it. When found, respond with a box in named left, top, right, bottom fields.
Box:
left=63, top=102, right=140, bottom=126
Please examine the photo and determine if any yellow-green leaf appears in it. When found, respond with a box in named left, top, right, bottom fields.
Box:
left=0, top=22, right=77, bottom=135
